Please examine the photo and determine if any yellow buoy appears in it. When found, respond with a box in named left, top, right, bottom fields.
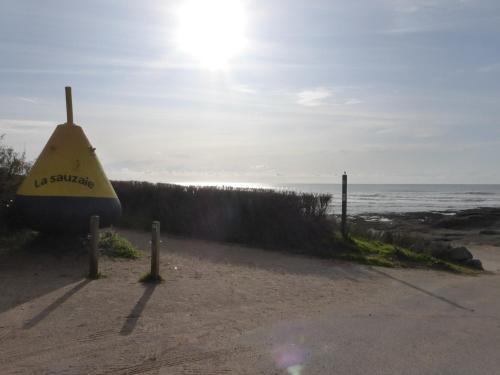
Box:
left=14, top=87, right=121, bottom=232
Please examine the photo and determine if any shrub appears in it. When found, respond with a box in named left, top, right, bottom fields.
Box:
left=112, top=181, right=333, bottom=252
left=139, top=272, right=163, bottom=283
left=99, top=230, right=141, bottom=259
left=0, top=135, right=31, bottom=232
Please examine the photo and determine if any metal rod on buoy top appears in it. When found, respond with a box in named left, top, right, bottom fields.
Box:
left=65, top=86, right=73, bottom=125
left=341, top=172, right=348, bottom=238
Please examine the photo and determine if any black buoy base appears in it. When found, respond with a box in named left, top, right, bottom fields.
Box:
left=13, top=195, right=122, bottom=233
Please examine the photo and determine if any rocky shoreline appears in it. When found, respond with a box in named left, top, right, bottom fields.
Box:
left=348, top=207, right=500, bottom=270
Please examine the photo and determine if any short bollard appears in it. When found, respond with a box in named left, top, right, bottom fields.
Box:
left=151, top=221, right=161, bottom=280
left=89, top=215, right=99, bottom=279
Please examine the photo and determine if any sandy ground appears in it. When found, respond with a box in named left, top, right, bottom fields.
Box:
left=1, top=229, right=500, bottom=374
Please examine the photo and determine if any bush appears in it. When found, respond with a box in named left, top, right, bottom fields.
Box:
left=0, top=135, right=31, bottom=232
left=112, top=181, right=333, bottom=252
left=139, top=272, right=163, bottom=283
left=99, top=230, right=141, bottom=259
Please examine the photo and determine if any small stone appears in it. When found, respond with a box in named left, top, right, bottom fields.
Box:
left=464, top=258, right=483, bottom=270
left=381, top=231, right=394, bottom=244
left=447, top=246, right=473, bottom=262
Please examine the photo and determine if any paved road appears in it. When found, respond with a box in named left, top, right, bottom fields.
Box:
left=238, top=247, right=500, bottom=375
left=1, top=232, right=500, bottom=374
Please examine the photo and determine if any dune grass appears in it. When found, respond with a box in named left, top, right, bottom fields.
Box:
left=139, top=272, right=163, bottom=283
left=112, top=181, right=333, bottom=252
left=99, top=230, right=141, bottom=259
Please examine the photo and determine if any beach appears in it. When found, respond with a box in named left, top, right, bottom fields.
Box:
left=1, top=212, right=500, bottom=374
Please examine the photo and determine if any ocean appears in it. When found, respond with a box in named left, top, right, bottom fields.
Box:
left=178, top=182, right=500, bottom=215
left=273, top=184, right=500, bottom=215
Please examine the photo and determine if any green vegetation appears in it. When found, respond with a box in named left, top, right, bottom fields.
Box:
left=22, top=233, right=87, bottom=254
left=336, top=236, right=477, bottom=274
left=111, top=181, right=477, bottom=273
left=0, top=229, right=141, bottom=262
left=98, top=230, right=141, bottom=259
left=0, top=229, right=38, bottom=255
left=0, top=135, right=31, bottom=232
left=112, top=180, right=333, bottom=252
left=139, top=272, right=163, bottom=283
left=88, top=272, right=106, bottom=280
left=0, top=139, right=481, bottom=274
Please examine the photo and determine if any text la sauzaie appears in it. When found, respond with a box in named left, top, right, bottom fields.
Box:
left=34, top=174, right=95, bottom=189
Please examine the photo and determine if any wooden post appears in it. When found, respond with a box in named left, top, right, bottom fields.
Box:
left=65, top=86, right=73, bottom=125
left=341, top=172, right=348, bottom=238
left=89, top=215, right=99, bottom=278
left=151, top=221, right=160, bottom=280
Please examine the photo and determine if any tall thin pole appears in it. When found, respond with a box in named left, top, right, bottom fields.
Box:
left=89, top=215, right=99, bottom=278
left=151, top=221, right=160, bottom=280
left=65, top=86, right=73, bottom=125
left=341, top=172, right=348, bottom=238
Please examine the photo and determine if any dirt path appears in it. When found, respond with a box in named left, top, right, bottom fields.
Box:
left=1, top=229, right=500, bottom=374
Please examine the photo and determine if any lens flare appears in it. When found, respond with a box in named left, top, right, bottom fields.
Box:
left=273, top=342, right=307, bottom=374
left=288, top=364, right=304, bottom=375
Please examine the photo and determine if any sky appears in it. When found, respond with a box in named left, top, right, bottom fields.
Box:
left=1, top=0, right=499, bottom=184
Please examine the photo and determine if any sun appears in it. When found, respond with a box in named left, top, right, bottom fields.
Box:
left=175, top=0, right=247, bottom=70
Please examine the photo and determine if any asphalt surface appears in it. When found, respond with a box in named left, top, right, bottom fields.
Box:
left=239, top=248, right=500, bottom=375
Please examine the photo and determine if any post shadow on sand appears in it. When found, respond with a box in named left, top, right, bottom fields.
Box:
left=370, top=267, right=474, bottom=312
left=23, top=279, right=91, bottom=329
left=135, top=235, right=378, bottom=283
left=0, top=242, right=89, bottom=315
left=120, top=283, right=157, bottom=336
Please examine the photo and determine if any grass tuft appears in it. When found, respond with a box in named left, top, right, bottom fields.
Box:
left=139, top=272, right=163, bottom=283
left=88, top=272, right=106, bottom=280
left=335, top=236, right=477, bottom=274
left=99, top=230, right=141, bottom=259
left=0, top=229, right=38, bottom=255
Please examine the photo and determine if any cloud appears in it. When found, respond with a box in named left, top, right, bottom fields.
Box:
left=16, top=97, right=38, bottom=104
left=344, top=98, right=363, bottom=105
left=398, top=5, right=419, bottom=13
left=296, top=88, right=332, bottom=107
left=478, top=63, right=500, bottom=73
left=250, top=164, right=269, bottom=170
left=0, top=119, right=54, bottom=133
left=230, top=84, right=256, bottom=94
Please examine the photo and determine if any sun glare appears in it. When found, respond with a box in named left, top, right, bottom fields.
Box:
left=175, top=0, right=247, bottom=69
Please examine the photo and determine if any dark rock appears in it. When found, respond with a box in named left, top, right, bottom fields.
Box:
left=428, top=241, right=452, bottom=257
left=480, top=230, right=500, bottom=235
left=367, top=228, right=385, bottom=241
left=464, top=258, right=483, bottom=270
left=409, top=239, right=428, bottom=253
left=447, top=246, right=473, bottom=262
left=366, top=228, right=379, bottom=239
left=381, top=231, right=394, bottom=244
left=434, top=237, right=452, bottom=242
left=433, top=208, right=500, bottom=229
